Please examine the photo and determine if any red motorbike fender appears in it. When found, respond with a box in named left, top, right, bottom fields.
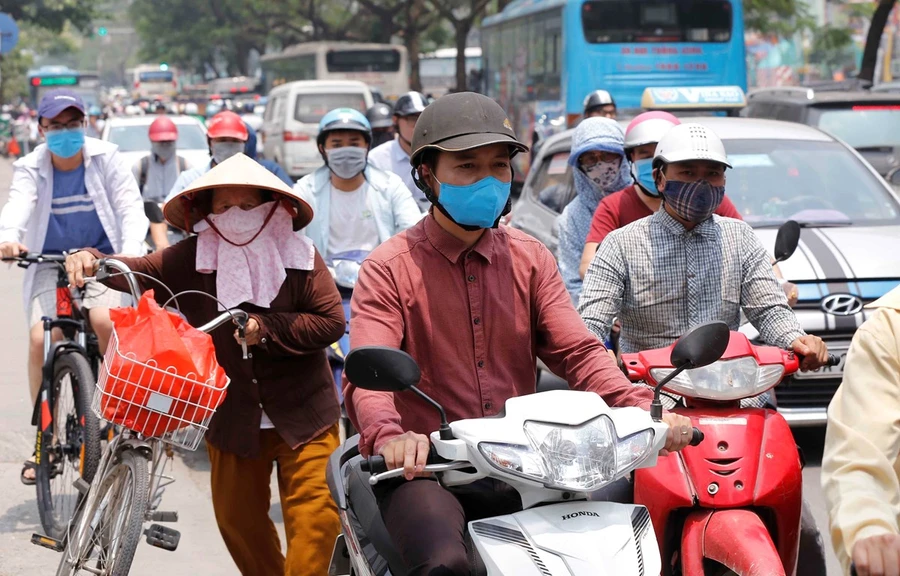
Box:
left=680, top=509, right=787, bottom=576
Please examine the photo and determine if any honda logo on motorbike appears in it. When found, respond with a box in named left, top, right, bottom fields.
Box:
left=562, top=511, right=600, bottom=521
left=820, top=294, right=863, bottom=316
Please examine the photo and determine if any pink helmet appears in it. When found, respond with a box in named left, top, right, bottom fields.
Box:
left=624, top=111, right=681, bottom=150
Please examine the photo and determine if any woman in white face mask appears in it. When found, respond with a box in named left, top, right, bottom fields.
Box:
left=292, top=107, right=422, bottom=260
left=64, top=153, right=346, bottom=576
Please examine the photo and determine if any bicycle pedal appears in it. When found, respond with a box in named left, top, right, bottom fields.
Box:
left=145, top=524, right=180, bottom=551
left=148, top=510, right=178, bottom=522
left=73, top=477, right=90, bottom=495
left=31, top=533, right=64, bottom=552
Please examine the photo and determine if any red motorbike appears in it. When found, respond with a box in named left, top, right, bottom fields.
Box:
left=622, top=328, right=837, bottom=576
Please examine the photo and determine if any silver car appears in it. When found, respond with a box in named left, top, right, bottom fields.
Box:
left=101, top=115, right=211, bottom=170
left=510, top=117, right=900, bottom=425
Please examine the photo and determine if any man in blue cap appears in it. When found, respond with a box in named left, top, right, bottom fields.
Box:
left=0, top=88, right=148, bottom=484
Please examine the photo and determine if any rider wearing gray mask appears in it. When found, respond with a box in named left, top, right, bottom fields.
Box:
left=165, top=110, right=249, bottom=203
left=293, top=108, right=422, bottom=259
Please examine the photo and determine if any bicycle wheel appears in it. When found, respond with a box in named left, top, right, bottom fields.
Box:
left=36, top=353, right=102, bottom=540
left=57, top=449, right=149, bottom=576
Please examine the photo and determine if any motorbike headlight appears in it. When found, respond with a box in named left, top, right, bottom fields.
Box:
left=333, top=259, right=362, bottom=289
left=650, top=357, right=784, bottom=401
left=479, top=416, right=655, bottom=491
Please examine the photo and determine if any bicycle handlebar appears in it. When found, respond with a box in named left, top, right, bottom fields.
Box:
left=2, top=252, right=67, bottom=267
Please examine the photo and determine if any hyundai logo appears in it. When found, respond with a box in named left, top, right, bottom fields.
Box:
left=821, top=294, right=864, bottom=316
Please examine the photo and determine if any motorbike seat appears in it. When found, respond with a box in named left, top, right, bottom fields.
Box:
left=347, top=459, right=409, bottom=576
left=346, top=459, right=487, bottom=576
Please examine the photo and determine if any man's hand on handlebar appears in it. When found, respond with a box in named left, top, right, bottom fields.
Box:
left=790, top=334, right=829, bottom=371
left=852, top=533, right=900, bottom=576
left=378, top=431, right=431, bottom=481
left=0, top=241, right=28, bottom=260
left=65, top=251, right=100, bottom=288
left=661, top=413, right=694, bottom=454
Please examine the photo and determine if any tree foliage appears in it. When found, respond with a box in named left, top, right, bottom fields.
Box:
left=744, top=0, right=815, bottom=36
left=0, top=0, right=96, bottom=32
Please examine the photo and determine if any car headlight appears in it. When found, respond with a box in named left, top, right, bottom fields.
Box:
left=333, top=259, right=361, bottom=289
left=478, top=416, right=655, bottom=491
left=650, top=357, right=784, bottom=401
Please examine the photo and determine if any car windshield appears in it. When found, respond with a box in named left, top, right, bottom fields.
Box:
left=724, top=139, right=900, bottom=226
left=813, top=106, right=900, bottom=148
left=106, top=123, right=207, bottom=152
left=294, top=93, right=367, bottom=124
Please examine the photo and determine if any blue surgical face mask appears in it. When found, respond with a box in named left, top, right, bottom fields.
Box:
left=46, top=128, right=85, bottom=159
left=632, top=158, right=660, bottom=198
left=436, top=175, right=511, bottom=229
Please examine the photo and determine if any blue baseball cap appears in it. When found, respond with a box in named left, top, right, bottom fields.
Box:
left=38, top=89, right=86, bottom=121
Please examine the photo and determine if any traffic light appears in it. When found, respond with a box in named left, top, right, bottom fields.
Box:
left=160, top=63, right=169, bottom=71
left=97, top=26, right=108, bottom=36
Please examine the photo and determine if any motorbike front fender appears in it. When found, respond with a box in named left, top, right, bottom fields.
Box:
left=680, top=509, right=786, bottom=576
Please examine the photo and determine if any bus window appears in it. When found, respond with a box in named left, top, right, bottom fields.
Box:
left=139, top=70, right=175, bottom=83
left=581, top=0, right=732, bottom=44
left=326, top=50, right=401, bottom=73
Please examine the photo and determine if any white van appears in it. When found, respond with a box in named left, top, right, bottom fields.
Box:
left=262, top=80, right=375, bottom=179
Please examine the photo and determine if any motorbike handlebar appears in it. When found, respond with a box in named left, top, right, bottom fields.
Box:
left=690, top=427, right=704, bottom=447
left=360, top=455, right=387, bottom=475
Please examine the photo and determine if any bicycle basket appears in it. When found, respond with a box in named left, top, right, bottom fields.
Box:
left=93, top=328, right=230, bottom=451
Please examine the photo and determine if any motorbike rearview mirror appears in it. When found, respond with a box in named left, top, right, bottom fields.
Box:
left=773, top=220, right=801, bottom=264
left=650, top=322, right=731, bottom=421
left=345, top=346, right=453, bottom=440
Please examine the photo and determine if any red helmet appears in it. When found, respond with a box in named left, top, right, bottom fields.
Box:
left=207, top=111, right=248, bottom=141
left=148, top=116, right=178, bottom=142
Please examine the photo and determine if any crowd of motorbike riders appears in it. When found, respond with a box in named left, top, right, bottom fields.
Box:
left=0, top=85, right=899, bottom=576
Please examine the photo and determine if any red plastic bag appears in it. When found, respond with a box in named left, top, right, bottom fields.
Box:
left=99, top=291, right=229, bottom=437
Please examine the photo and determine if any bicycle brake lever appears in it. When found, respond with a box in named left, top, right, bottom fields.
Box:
left=237, top=322, right=248, bottom=360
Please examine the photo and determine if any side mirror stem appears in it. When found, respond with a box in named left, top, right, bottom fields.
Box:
left=409, top=385, right=454, bottom=440
left=650, top=363, right=691, bottom=421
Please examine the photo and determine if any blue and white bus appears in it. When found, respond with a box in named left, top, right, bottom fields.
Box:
left=481, top=0, right=747, bottom=176
left=27, top=66, right=101, bottom=110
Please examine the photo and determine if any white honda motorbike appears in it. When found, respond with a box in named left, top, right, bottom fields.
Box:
left=326, top=324, right=723, bottom=576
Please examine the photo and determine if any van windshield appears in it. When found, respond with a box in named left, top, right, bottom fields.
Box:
left=294, top=93, right=367, bottom=124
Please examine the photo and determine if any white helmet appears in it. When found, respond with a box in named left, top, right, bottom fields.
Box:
left=625, top=111, right=681, bottom=150
left=184, top=102, right=199, bottom=115
left=653, top=123, right=731, bottom=168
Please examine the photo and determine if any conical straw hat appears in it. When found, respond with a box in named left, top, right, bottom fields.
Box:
left=163, top=153, right=312, bottom=232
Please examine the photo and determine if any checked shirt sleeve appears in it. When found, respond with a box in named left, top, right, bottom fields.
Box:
left=739, top=224, right=805, bottom=349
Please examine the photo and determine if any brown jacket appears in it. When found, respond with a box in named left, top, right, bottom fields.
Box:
left=89, top=237, right=344, bottom=458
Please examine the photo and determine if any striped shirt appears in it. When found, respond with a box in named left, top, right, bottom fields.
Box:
left=578, top=208, right=804, bottom=353
left=43, top=164, right=113, bottom=255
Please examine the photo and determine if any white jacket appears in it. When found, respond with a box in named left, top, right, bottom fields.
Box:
left=0, top=137, right=149, bottom=311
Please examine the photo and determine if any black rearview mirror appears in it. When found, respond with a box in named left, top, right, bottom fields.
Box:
left=670, top=321, right=731, bottom=370
left=345, top=346, right=421, bottom=392
left=773, top=220, right=801, bottom=264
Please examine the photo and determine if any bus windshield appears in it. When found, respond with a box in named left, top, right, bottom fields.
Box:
left=581, top=0, right=732, bottom=43
left=326, top=50, right=401, bottom=73
left=139, top=70, right=174, bottom=83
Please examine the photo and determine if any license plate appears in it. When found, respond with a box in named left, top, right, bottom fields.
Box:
left=792, top=344, right=850, bottom=380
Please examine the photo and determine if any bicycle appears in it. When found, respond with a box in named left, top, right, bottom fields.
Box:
left=46, top=258, right=248, bottom=576
left=4, top=253, right=104, bottom=541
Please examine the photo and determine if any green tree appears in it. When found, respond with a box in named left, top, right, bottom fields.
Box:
left=744, top=0, right=815, bottom=36
left=0, top=0, right=96, bottom=32
left=428, top=0, right=492, bottom=91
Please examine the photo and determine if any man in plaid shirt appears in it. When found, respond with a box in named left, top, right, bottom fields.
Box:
left=578, top=122, right=831, bottom=575
left=578, top=123, right=829, bottom=371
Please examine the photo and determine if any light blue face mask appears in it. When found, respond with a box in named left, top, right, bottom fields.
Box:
left=46, top=128, right=85, bottom=159
left=632, top=158, right=660, bottom=197
left=436, top=175, right=511, bottom=229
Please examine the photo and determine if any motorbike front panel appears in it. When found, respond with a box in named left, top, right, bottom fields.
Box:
left=469, top=501, right=660, bottom=575
left=635, top=406, right=803, bottom=574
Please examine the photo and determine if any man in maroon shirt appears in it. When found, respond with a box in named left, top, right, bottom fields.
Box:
left=579, top=111, right=742, bottom=279
left=344, top=92, right=694, bottom=576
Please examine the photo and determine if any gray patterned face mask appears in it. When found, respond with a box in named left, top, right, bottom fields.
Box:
left=326, top=146, right=368, bottom=180
left=583, top=159, right=621, bottom=190
left=211, top=141, right=244, bottom=164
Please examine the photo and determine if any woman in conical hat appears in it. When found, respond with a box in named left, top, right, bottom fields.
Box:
left=66, top=153, right=343, bottom=576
